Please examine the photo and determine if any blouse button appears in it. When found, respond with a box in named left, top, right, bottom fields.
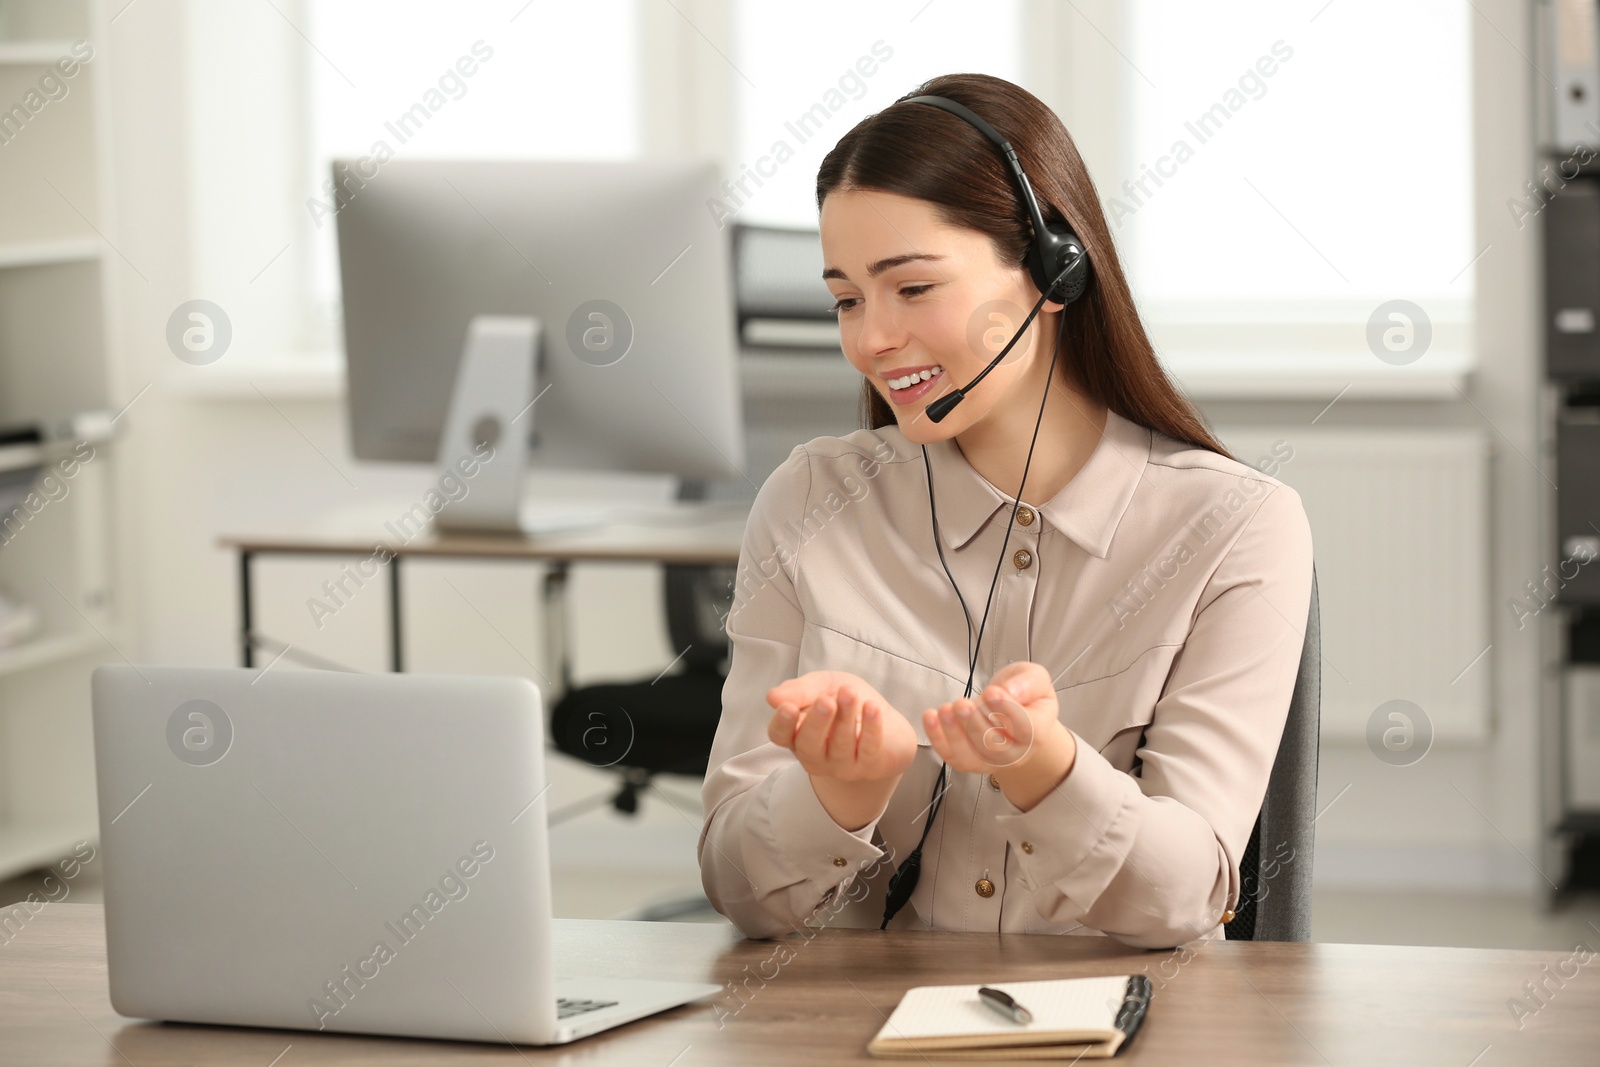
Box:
left=1020, top=841, right=1034, bottom=854
left=1015, top=506, right=1035, bottom=527
left=975, top=877, right=995, bottom=898
left=989, top=774, right=1001, bottom=790
left=832, top=856, right=847, bottom=867
left=1013, top=549, right=1033, bottom=570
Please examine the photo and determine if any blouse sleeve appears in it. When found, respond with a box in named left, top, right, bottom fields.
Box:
left=698, top=444, right=889, bottom=938
left=993, top=480, right=1315, bottom=949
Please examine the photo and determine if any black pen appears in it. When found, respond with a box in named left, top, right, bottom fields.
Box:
left=977, top=985, right=1033, bottom=1025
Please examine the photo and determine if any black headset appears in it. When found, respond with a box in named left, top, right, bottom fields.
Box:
left=878, top=93, right=1093, bottom=930
left=907, top=95, right=1091, bottom=307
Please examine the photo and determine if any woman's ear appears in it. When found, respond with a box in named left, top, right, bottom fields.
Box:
left=1018, top=261, right=1066, bottom=315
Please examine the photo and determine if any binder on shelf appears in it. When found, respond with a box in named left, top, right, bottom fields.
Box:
left=1557, top=405, right=1600, bottom=605
left=1543, top=180, right=1600, bottom=379
left=1546, top=0, right=1600, bottom=152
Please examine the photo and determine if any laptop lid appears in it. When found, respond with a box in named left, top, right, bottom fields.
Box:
left=90, top=665, right=560, bottom=1043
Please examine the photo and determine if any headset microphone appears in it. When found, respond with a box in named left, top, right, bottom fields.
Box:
left=924, top=250, right=1085, bottom=424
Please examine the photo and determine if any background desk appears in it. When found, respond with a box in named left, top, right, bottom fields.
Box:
left=220, top=502, right=747, bottom=695
left=5, top=903, right=1595, bottom=1064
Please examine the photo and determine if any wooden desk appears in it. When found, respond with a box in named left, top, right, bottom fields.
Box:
left=219, top=501, right=747, bottom=691
left=5, top=903, right=1595, bottom=1064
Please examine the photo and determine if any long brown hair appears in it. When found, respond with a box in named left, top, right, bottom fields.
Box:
left=816, top=73, right=1232, bottom=460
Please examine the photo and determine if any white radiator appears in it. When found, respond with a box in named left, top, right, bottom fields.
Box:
left=1214, top=426, right=1493, bottom=744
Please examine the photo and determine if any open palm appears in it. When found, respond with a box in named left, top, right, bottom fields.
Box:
left=922, top=661, right=1064, bottom=773
left=766, top=671, right=919, bottom=783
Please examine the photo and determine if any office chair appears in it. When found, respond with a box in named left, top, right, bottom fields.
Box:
left=548, top=483, right=736, bottom=823
left=1223, top=563, right=1321, bottom=942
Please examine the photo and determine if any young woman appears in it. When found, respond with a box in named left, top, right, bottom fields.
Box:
left=698, top=73, right=1313, bottom=948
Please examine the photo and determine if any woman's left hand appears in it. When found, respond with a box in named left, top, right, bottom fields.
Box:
left=922, top=661, right=1078, bottom=809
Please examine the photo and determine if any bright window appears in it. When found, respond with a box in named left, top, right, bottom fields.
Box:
left=730, top=0, right=1023, bottom=230
left=303, top=0, right=640, bottom=323
left=1118, top=0, right=1474, bottom=359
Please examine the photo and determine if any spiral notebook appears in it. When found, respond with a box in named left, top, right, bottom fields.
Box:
left=867, top=974, right=1152, bottom=1060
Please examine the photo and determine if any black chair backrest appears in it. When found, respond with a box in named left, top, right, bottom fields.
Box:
left=664, top=564, right=735, bottom=671
left=664, top=478, right=737, bottom=673
left=1224, top=563, right=1320, bottom=942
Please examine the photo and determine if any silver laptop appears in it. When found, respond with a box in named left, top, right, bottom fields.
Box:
left=89, top=665, right=720, bottom=1045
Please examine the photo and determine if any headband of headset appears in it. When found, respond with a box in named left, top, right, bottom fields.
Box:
left=904, top=94, right=1090, bottom=306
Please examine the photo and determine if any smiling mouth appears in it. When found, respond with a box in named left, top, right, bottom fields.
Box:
left=887, top=366, right=945, bottom=391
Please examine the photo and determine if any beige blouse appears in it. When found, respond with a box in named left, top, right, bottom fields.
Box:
left=698, top=407, right=1314, bottom=948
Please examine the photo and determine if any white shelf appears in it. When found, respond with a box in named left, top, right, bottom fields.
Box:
left=0, top=0, right=111, bottom=901
left=0, top=815, right=97, bottom=881
left=0, top=238, right=101, bottom=269
left=0, top=41, right=80, bottom=65
left=165, top=350, right=345, bottom=400
left=0, top=629, right=110, bottom=680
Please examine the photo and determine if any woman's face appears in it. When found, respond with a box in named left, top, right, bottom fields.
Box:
left=819, top=187, right=1062, bottom=446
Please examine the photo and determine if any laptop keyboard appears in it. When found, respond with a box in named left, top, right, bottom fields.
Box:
left=557, top=996, right=619, bottom=1020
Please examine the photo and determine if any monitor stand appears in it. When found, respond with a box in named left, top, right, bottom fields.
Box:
left=433, top=315, right=615, bottom=536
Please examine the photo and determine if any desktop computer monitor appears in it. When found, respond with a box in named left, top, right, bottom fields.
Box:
left=333, top=159, right=745, bottom=529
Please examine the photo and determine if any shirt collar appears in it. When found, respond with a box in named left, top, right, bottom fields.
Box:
left=915, top=407, right=1151, bottom=559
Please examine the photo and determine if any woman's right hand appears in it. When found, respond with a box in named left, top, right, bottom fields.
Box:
left=765, top=671, right=919, bottom=830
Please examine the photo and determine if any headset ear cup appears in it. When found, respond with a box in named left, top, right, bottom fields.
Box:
left=1032, top=223, right=1089, bottom=306
left=1054, top=255, right=1089, bottom=305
